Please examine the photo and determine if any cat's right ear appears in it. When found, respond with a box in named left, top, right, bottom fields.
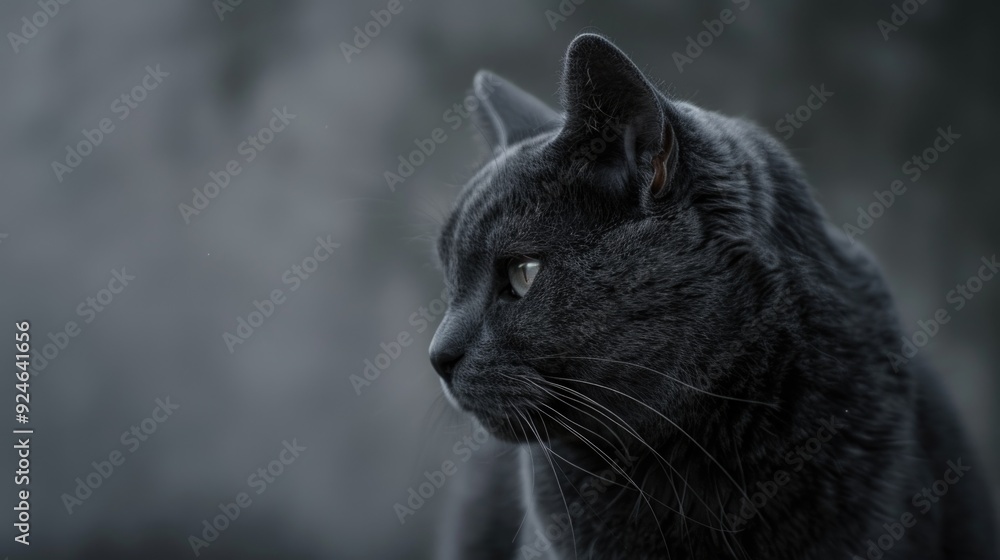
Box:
left=470, top=70, right=561, bottom=153
left=557, top=34, right=678, bottom=199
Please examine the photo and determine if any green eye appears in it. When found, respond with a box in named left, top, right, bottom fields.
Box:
left=508, top=257, right=541, bottom=298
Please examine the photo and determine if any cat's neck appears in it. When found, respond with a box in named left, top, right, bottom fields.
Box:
left=518, top=365, right=917, bottom=559
left=519, top=424, right=770, bottom=558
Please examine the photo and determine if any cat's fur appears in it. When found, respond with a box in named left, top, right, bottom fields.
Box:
left=429, top=34, right=996, bottom=559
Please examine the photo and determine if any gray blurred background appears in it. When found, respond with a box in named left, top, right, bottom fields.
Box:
left=1, top=0, right=997, bottom=558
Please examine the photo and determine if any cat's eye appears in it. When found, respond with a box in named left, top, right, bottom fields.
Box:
left=507, top=257, right=541, bottom=298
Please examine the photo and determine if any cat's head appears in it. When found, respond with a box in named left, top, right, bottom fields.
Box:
left=430, top=34, right=808, bottom=443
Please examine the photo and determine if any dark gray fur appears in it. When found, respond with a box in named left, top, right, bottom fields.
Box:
left=429, top=34, right=996, bottom=559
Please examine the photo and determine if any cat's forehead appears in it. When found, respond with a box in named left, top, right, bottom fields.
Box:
left=440, top=140, right=562, bottom=262
left=465, top=147, right=541, bottom=208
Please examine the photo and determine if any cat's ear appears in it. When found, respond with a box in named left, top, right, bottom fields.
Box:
left=558, top=34, right=677, bottom=198
left=471, top=70, right=561, bottom=152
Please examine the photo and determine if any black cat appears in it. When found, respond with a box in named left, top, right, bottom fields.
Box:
left=428, top=34, right=996, bottom=559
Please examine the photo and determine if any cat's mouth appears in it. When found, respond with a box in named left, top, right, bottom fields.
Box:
left=440, top=370, right=558, bottom=443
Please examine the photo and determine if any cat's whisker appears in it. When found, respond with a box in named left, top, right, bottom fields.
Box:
left=533, top=406, right=673, bottom=559
left=544, top=384, right=705, bottom=527
left=516, top=408, right=579, bottom=560
left=534, top=404, right=635, bottom=490
left=507, top=409, right=534, bottom=544
left=536, top=381, right=692, bottom=493
left=529, top=355, right=779, bottom=408
left=532, top=411, right=619, bottom=510
left=516, top=371, right=731, bottom=539
left=533, top=403, right=655, bottom=501
left=535, top=377, right=738, bottom=534
left=713, top=484, right=750, bottom=560
left=547, top=376, right=754, bottom=507
left=504, top=407, right=535, bottom=542
left=540, top=381, right=701, bottom=541
left=516, top=376, right=631, bottom=458
left=501, top=373, right=652, bottom=523
left=409, top=193, right=449, bottom=225
left=409, top=392, right=456, bottom=473
left=397, top=233, right=438, bottom=245
left=518, top=375, right=666, bottom=489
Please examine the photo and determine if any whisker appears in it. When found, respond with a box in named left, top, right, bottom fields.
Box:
left=535, top=386, right=733, bottom=534
left=516, top=409, right=579, bottom=560
left=509, top=410, right=534, bottom=544
left=410, top=392, right=455, bottom=473
left=535, top=406, right=672, bottom=559
left=548, top=376, right=753, bottom=506
left=530, top=355, right=779, bottom=408
left=536, top=378, right=737, bottom=534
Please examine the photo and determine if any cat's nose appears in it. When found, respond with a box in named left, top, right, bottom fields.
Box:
left=429, top=314, right=467, bottom=383
left=429, top=342, right=464, bottom=384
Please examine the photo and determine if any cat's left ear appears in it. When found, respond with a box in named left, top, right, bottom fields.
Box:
left=558, top=34, right=678, bottom=198
left=471, top=70, right=561, bottom=152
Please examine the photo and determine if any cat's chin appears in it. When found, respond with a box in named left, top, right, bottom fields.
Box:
left=469, top=408, right=555, bottom=444
left=440, top=379, right=556, bottom=443
left=439, top=378, right=462, bottom=410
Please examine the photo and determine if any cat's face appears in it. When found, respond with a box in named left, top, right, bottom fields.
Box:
left=431, top=35, right=760, bottom=442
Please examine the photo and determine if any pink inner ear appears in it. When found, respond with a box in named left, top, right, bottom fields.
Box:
left=650, top=151, right=669, bottom=197
left=650, top=123, right=675, bottom=197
